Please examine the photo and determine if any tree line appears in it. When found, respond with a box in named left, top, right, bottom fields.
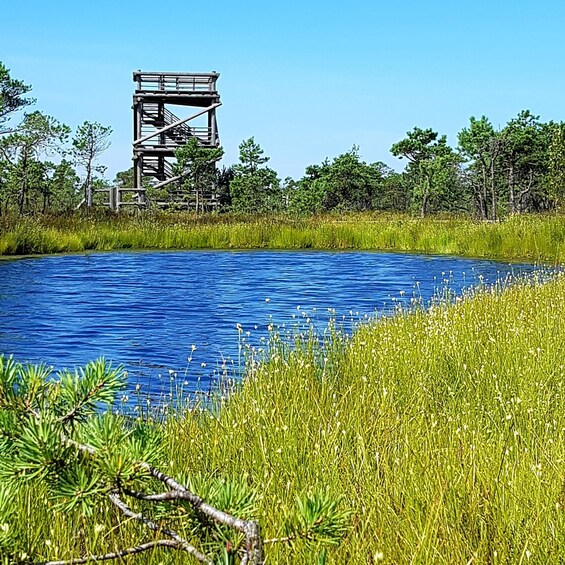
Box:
left=0, top=62, right=113, bottom=215
left=2, top=62, right=565, bottom=218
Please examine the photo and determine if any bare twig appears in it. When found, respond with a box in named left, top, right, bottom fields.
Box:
left=108, top=493, right=212, bottom=564
left=262, top=531, right=316, bottom=545
left=37, top=539, right=181, bottom=564
left=63, top=436, right=96, bottom=456
left=263, top=535, right=297, bottom=545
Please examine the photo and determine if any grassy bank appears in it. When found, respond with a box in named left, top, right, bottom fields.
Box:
left=2, top=212, right=565, bottom=262
left=170, top=273, right=565, bottom=563
left=13, top=272, right=565, bottom=563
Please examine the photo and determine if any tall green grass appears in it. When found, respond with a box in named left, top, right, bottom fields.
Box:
left=16, top=272, right=565, bottom=563
left=2, top=212, right=565, bottom=262
left=168, top=273, right=565, bottom=563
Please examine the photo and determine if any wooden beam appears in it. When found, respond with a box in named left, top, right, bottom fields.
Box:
left=151, top=174, right=183, bottom=189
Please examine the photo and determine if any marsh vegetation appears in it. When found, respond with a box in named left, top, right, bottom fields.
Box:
left=2, top=212, right=565, bottom=263
left=3, top=272, right=565, bottom=563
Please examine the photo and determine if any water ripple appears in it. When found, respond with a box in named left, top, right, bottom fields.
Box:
left=0, top=250, right=535, bottom=392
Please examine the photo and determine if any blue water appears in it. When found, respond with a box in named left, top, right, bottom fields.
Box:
left=0, top=250, right=535, bottom=394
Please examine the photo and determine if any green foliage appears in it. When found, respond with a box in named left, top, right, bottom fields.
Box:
left=0, top=355, right=349, bottom=563
left=230, top=138, right=281, bottom=213
left=546, top=121, right=565, bottom=206
left=48, top=159, right=81, bottom=211
left=0, top=111, right=70, bottom=214
left=72, top=121, right=112, bottom=208
left=283, top=492, right=351, bottom=547
left=289, top=149, right=404, bottom=214
left=0, top=358, right=125, bottom=558
left=233, top=137, right=269, bottom=175
left=457, top=116, right=504, bottom=219
left=174, top=137, right=224, bottom=213
left=288, top=164, right=328, bottom=214
left=114, top=166, right=134, bottom=189
left=502, top=110, right=549, bottom=213
left=391, top=127, right=462, bottom=216
left=0, top=62, right=34, bottom=128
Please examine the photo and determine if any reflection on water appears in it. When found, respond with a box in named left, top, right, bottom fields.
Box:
left=0, top=250, right=534, bottom=392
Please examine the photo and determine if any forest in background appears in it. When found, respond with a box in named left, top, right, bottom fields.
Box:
left=2, top=62, right=565, bottom=220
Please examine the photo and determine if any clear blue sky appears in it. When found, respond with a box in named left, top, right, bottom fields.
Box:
left=2, top=0, right=564, bottom=180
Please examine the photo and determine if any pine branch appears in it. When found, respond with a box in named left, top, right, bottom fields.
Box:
left=63, top=436, right=264, bottom=564
left=141, top=463, right=247, bottom=529
left=63, top=436, right=96, bottom=455
left=140, top=463, right=263, bottom=565
left=35, top=539, right=181, bottom=564
left=59, top=379, right=108, bottom=424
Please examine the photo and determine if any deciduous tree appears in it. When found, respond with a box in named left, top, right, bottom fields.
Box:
left=72, top=121, right=112, bottom=208
left=0, top=111, right=69, bottom=213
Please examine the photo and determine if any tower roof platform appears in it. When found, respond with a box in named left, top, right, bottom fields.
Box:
left=133, top=71, right=220, bottom=108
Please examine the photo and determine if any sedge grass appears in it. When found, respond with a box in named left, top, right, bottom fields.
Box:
left=15, top=271, right=565, bottom=563
left=2, top=212, right=565, bottom=262
left=166, top=272, right=565, bottom=563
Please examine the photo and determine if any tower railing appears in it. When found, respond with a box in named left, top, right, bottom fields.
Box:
left=134, top=72, right=218, bottom=94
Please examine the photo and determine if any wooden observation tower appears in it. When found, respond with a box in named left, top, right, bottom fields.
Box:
left=129, top=71, right=221, bottom=208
